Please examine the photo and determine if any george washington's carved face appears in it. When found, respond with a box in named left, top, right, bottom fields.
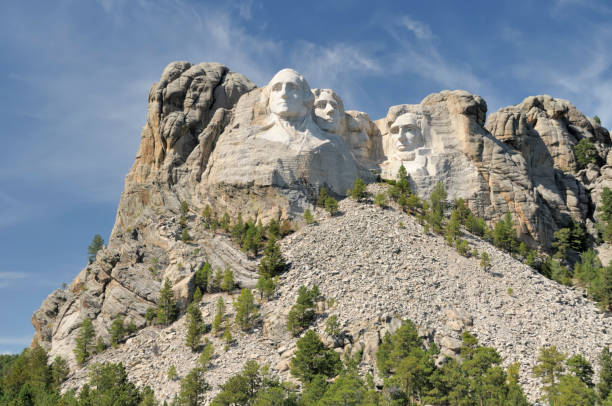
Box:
left=389, top=113, right=424, bottom=160
left=268, top=69, right=313, bottom=120
left=313, top=90, right=343, bottom=133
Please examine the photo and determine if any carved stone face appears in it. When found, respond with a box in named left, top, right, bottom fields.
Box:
left=268, top=69, right=311, bottom=120
left=313, top=90, right=343, bottom=133
left=389, top=113, right=424, bottom=160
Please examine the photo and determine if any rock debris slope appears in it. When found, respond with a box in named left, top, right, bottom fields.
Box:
left=61, top=192, right=610, bottom=403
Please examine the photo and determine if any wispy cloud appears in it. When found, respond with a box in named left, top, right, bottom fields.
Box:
left=0, top=272, right=28, bottom=288
left=399, top=15, right=433, bottom=40
left=0, top=336, right=31, bottom=345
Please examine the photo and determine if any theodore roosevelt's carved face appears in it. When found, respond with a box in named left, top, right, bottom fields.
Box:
left=268, top=69, right=313, bottom=120
left=389, top=113, right=424, bottom=160
left=313, top=90, right=343, bottom=133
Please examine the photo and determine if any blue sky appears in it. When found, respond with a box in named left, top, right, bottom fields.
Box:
left=1, top=0, right=611, bottom=353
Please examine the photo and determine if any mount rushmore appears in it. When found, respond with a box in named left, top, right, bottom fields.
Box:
left=111, top=61, right=610, bottom=252
left=32, top=61, right=612, bottom=378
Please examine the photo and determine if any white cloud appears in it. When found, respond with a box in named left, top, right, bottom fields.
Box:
left=399, top=15, right=433, bottom=40
left=0, top=335, right=32, bottom=346
left=0, top=272, right=28, bottom=288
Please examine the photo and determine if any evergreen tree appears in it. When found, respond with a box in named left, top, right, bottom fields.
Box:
left=493, top=212, right=519, bottom=252
left=180, top=200, right=189, bottom=216
left=350, top=177, right=367, bottom=201
left=212, top=297, right=225, bottom=335
left=374, top=192, right=387, bottom=208
left=599, top=187, right=612, bottom=222
left=256, top=276, right=276, bottom=301
left=201, top=205, right=213, bottom=228
left=74, top=318, right=95, bottom=365
left=287, top=286, right=319, bottom=336
left=168, top=365, right=178, bottom=381
left=51, top=356, right=69, bottom=388
left=445, top=209, right=461, bottom=244
left=233, top=288, right=258, bottom=331
left=553, top=227, right=572, bottom=259
left=220, top=212, right=231, bottom=232
left=178, top=367, right=209, bottom=406
left=157, top=279, right=177, bottom=326
left=87, top=234, right=104, bottom=263
left=304, top=209, right=316, bottom=225
left=533, top=346, right=566, bottom=403
left=180, top=229, right=191, bottom=242
left=317, top=187, right=329, bottom=207
left=258, top=236, right=286, bottom=278
left=480, top=251, right=491, bottom=271
left=192, top=287, right=203, bottom=304
left=110, top=315, right=125, bottom=348
left=429, top=181, right=447, bottom=217
left=199, top=340, right=215, bottom=369
left=145, top=308, right=156, bottom=325
left=290, top=330, right=342, bottom=384
left=567, top=354, right=594, bottom=387
left=574, top=138, right=598, bottom=169
left=221, top=266, right=235, bottom=292
left=194, top=263, right=211, bottom=293
left=324, top=197, right=339, bottom=215
left=185, top=304, right=202, bottom=352
left=598, top=347, right=612, bottom=401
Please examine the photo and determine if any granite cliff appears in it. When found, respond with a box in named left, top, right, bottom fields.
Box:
left=32, top=62, right=612, bottom=403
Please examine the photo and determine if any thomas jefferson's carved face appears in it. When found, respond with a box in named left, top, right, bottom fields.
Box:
left=268, top=69, right=311, bottom=120
left=313, top=91, right=343, bottom=133
left=390, top=113, right=424, bottom=160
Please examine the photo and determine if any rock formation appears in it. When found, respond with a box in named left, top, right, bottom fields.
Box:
left=30, top=61, right=612, bottom=403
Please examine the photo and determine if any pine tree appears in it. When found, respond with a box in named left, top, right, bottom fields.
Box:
left=445, top=209, right=461, bottom=244
left=290, top=329, right=342, bottom=384
left=221, top=266, right=235, bottom=292
left=233, top=288, right=258, bottom=331
left=317, top=187, right=329, bottom=207
left=258, top=236, right=286, bottom=278
left=88, top=234, right=104, bottom=263
left=157, top=279, right=177, bottom=326
left=74, top=318, right=95, bottom=365
left=598, top=347, right=612, bottom=400
left=199, top=339, right=214, bottom=369
left=350, top=178, right=367, bottom=200
left=599, top=187, right=612, bottom=222
left=304, top=209, right=316, bottom=225
left=192, top=287, right=203, bottom=303
left=194, top=263, right=211, bottom=293
left=574, top=138, right=598, bottom=169
left=256, top=276, right=276, bottom=300
left=110, top=315, right=125, bottom=348
left=533, top=346, right=566, bottom=403
left=180, top=200, right=189, bottom=216
left=202, top=205, right=213, bottom=228
left=212, top=297, right=225, bottom=335
left=325, top=197, right=339, bottom=215
left=185, top=304, right=202, bottom=352
left=480, top=252, right=491, bottom=271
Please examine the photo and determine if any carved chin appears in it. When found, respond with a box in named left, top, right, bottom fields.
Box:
left=315, top=118, right=338, bottom=132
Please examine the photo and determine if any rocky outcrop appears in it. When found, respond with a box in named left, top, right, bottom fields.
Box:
left=486, top=95, right=611, bottom=246
left=31, top=61, right=612, bottom=404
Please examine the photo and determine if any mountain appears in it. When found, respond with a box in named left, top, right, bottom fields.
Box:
left=31, top=61, right=612, bottom=403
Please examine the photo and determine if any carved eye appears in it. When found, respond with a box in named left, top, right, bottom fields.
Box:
left=272, top=83, right=282, bottom=92
left=390, top=126, right=399, bottom=134
left=329, top=101, right=337, bottom=110
left=316, top=101, right=326, bottom=109
left=286, top=83, right=298, bottom=91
